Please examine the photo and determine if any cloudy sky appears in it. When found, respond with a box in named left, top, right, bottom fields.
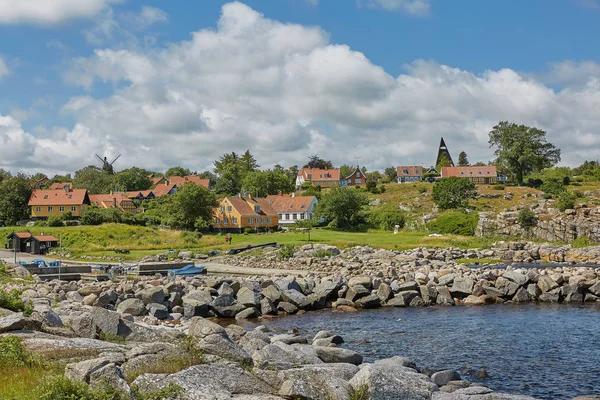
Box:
left=1, top=0, right=600, bottom=175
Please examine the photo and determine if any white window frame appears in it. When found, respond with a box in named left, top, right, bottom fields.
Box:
left=293, top=214, right=297, bottom=220
left=70, top=206, right=77, bottom=212
left=59, top=206, right=65, bottom=212
left=47, top=206, right=53, bottom=212
left=36, top=206, right=41, bottom=212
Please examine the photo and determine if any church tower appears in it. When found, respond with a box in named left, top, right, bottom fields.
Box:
left=435, top=137, right=454, bottom=168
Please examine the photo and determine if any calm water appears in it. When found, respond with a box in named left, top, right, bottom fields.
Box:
left=238, top=304, right=600, bottom=400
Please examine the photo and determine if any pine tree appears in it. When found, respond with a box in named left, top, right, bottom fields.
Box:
left=458, top=151, right=469, bottom=166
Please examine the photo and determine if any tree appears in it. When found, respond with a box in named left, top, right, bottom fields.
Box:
left=0, top=174, right=33, bottom=225
left=384, top=167, right=397, bottom=181
left=432, top=177, right=477, bottom=210
left=240, top=150, right=260, bottom=174
left=73, top=166, right=115, bottom=194
left=197, top=170, right=218, bottom=186
left=114, top=167, right=152, bottom=191
left=214, top=150, right=259, bottom=194
left=436, top=153, right=453, bottom=172
left=161, top=183, right=218, bottom=230
left=242, top=170, right=294, bottom=197
left=366, top=171, right=381, bottom=182
left=165, top=167, right=192, bottom=177
left=458, top=152, right=469, bottom=166
left=0, top=169, right=11, bottom=184
left=304, top=155, right=333, bottom=169
left=473, top=162, right=486, bottom=167
left=339, top=165, right=354, bottom=178
left=489, top=121, right=561, bottom=185
left=315, top=187, right=368, bottom=229
left=213, top=171, right=240, bottom=196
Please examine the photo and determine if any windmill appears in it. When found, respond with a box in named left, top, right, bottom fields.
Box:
left=95, top=153, right=121, bottom=174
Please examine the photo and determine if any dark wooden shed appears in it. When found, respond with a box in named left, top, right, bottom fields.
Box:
left=6, top=232, right=32, bottom=252
left=26, top=235, right=58, bottom=255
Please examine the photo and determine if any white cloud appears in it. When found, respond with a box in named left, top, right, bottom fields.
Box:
left=540, top=60, right=600, bottom=87
left=0, top=0, right=121, bottom=26
left=0, top=56, right=8, bottom=80
left=8, top=1, right=600, bottom=175
left=360, top=0, right=431, bottom=16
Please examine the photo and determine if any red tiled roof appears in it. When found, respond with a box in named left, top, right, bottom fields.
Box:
left=298, top=168, right=340, bottom=181
left=222, top=197, right=277, bottom=216
left=442, top=166, right=497, bottom=178
left=89, top=193, right=134, bottom=210
left=28, top=189, right=89, bottom=206
left=11, top=232, right=32, bottom=239
left=31, top=235, right=58, bottom=242
left=49, top=182, right=72, bottom=190
left=127, top=190, right=154, bottom=198
left=152, top=183, right=177, bottom=197
left=396, top=166, right=423, bottom=177
left=168, top=175, right=210, bottom=189
left=152, top=177, right=166, bottom=185
left=266, top=195, right=316, bottom=213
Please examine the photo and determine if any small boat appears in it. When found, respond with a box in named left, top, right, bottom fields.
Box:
left=169, top=264, right=206, bottom=277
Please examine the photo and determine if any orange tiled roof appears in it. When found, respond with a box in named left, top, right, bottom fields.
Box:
left=128, top=190, right=154, bottom=198
left=222, top=197, right=277, bottom=216
left=396, top=166, right=423, bottom=177
left=168, top=175, right=210, bottom=189
left=298, top=168, right=340, bottom=181
left=89, top=193, right=133, bottom=210
left=28, top=189, right=89, bottom=206
left=49, top=182, right=72, bottom=190
left=31, top=235, right=58, bottom=242
left=152, top=183, right=177, bottom=197
left=266, top=195, right=316, bottom=213
left=11, top=232, right=32, bottom=239
left=442, top=166, right=497, bottom=178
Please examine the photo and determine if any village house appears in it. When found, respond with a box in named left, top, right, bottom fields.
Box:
left=344, top=166, right=368, bottom=187
left=127, top=190, right=155, bottom=201
left=167, top=175, right=211, bottom=190
left=266, top=194, right=318, bottom=226
left=396, top=166, right=423, bottom=183
left=49, top=182, right=72, bottom=190
left=28, top=186, right=90, bottom=220
left=441, top=166, right=498, bottom=184
left=151, top=182, right=178, bottom=197
left=89, top=193, right=138, bottom=213
left=7, top=232, right=31, bottom=252
left=296, top=168, right=342, bottom=189
left=212, top=195, right=278, bottom=232
left=26, top=234, right=59, bottom=255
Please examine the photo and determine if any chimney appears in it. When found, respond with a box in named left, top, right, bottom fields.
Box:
left=248, top=193, right=252, bottom=200
left=113, top=197, right=117, bottom=207
left=63, top=183, right=71, bottom=192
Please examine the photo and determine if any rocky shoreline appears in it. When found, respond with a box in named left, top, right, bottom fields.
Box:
left=2, top=241, right=600, bottom=399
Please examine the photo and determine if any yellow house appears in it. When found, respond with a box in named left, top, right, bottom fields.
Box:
left=213, top=196, right=278, bottom=232
left=89, top=192, right=138, bottom=214
left=28, top=187, right=91, bottom=219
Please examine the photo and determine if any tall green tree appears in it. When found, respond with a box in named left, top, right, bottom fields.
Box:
left=489, top=121, right=561, bottom=185
left=339, top=164, right=354, bottom=178
left=73, top=166, right=115, bottom=194
left=304, top=155, right=333, bottom=169
left=0, top=169, right=11, bottom=184
left=436, top=153, right=453, bottom=172
left=0, top=174, right=33, bottom=225
left=242, top=170, right=294, bottom=197
left=432, top=177, right=477, bottom=210
left=114, top=167, right=152, bottom=191
left=213, top=150, right=259, bottom=195
left=165, top=167, right=192, bottom=177
left=458, top=152, right=469, bottom=166
left=316, top=187, right=368, bottom=229
left=384, top=167, right=397, bottom=181
left=161, top=183, right=218, bottom=230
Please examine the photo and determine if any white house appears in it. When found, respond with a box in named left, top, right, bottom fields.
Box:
left=266, top=194, right=318, bottom=226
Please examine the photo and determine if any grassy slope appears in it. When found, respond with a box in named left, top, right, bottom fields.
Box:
left=1, top=181, right=597, bottom=262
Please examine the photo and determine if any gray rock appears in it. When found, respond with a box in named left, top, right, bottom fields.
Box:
left=355, top=294, right=382, bottom=309
left=277, top=301, right=298, bottom=314
left=90, top=307, right=121, bottom=336
left=252, top=342, right=324, bottom=369
left=313, top=346, right=363, bottom=365
left=147, top=303, right=169, bottom=319
left=438, top=274, right=456, bottom=287
left=502, top=271, right=528, bottom=287
left=449, top=277, right=474, bottom=298
left=263, top=285, right=282, bottom=303
left=374, top=356, right=417, bottom=370
left=512, top=287, right=532, bottom=303
left=260, top=297, right=277, bottom=315
left=0, top=313, right=42, bottom=333
left=431, top=370, right=461, bottom=387
left=66, top=291, right=83, bottom=303
left=235, top=307, right=258, bottom=320
left=211, top=294, right=236, bottom=307
left=182, top=289, right=213, bottom=307
left=237, top=287, right=261, bottom=308
left=211, top=303, right=245, bottom=318
left=188, top=317, right=250, bottom=363
left=376, top=283, right=392, bottom=302
left=88, top=362, right=131, bottom=394
left=116, top=298, right=146, bottom=316
left=135, top=286, right=166, bottom=305
left=350, top=363, right=438, bottom=400
left=93, top=290, right=118, bottom=307
left=588, top=281, right=600, bottom=297
left=65, top=357, right=112, bottom=383
left=69, top=315, right=96, bottom=338
left=277, top=364, right=359, bottom=400
left=396, top=281, right=419, bottom=292
left=281, top=289, right=310, bottom=309
left=312, top=281, right=339, bottom=298
left=346, top=285, right=371, bottom=301
left=537, top=275, right=559, bottom=293
left=436, top=286, right=455, bottom=305
left=271, top=334, right=308, bottom=345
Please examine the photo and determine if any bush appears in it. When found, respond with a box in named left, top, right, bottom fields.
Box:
left=426, top=212, right=478, bottom=236
left=493, top=184, right=505, bottom=190
left=419, top=187, right=428, bottom=194
left=572, top=236, right=593, bottom=248
left=540, top=178, right=566, bottom=196
left=379, top=185, right=386, bottom=193
left=366, top=181, right=379, bottom=194
left=573, top=190, right=584, bottom=198
left=517, top=208, right=537, bottom=230
left=0, top=336, right=38, bottom=367
left=367, top=210, right=406, bottom=231
left=313, top=249, right=335, bottom=258
left=243, top=227, right=254, bottom=234
left=432, top=177, right=477, bottom=210
left=278, top=244, right=295, bottom=259
left=557, top=191, right=576, bottom=211
left=527, top=178, right=543, bottom=188
left=0, top=290, right=33, bottom=316
left=46, top=215, right=64, bottom=227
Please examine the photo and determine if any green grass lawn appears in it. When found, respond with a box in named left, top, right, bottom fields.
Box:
left=0, top=223, right=495, bottom=262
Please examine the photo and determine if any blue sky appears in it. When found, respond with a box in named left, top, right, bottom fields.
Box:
left=1, top=0, right=600, bottom=174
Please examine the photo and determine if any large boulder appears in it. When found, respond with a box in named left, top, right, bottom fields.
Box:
left=135, top=286, right=166, bottom=305
left=502, top=271, right=528, bottom=287
left=117, top=298, right=146, bottom=316
left=252, top=342, right=324, bottom=370
left=237, top=287, right=261, bottom=308
left=313, top=346, right=363, bottom=365
left=90, top=307, right=121, bottom=336
left=430, top=370, right=461, bottom=387
left=449, top=277, right=474, bottom=298
left=188, top=317, right=251, bottom=363
left=278, top=363, right=359, bottom=400
left=350, top=363, right=437, bottom=400
left=281, top=290, right=310, bottom=309
left=0, top=313, right=42, bottom=334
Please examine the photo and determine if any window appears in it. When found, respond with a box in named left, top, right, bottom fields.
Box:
left=403, top=169, right=409, bottom=174
left=254, top=218, right=259, bottom=224
left=267, top=218, right=271, bottom=224
left=47, top=206, right=53, bottom=212
left=224, top=218, right=229, bottom=224
left=248, top=218, right=252, bottom=224
left=261, top=218, right=266, bottom=224
left=43, top=195, right=48, bottom=199
left=219, top=206, right=224, bottom=212
left=59, top=206, right=65, bottom=212
left=355, top=179, right=361, bottom=184
left=71, top=206, right=77, bottom=212
left=227, top=206, right=232, bottom=212
left=356, top=172, right=360, bottom=177
left=278, top=214, right=283, bottom=220
left=232, top=217, right=237, bottom=224
left=36, top=206, right=41, bottom=212
left=285, top=214, right=290, bottom=220
left=293, top=214, right=297, bottom=220
left=300, top=213, right=305, bottom=220
left=215, top=217, right=221, bottom=224
left=254, top=205, right=261, bottom=213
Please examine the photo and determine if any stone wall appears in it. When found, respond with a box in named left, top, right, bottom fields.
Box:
left=476, top=204, right=600, bottom=243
